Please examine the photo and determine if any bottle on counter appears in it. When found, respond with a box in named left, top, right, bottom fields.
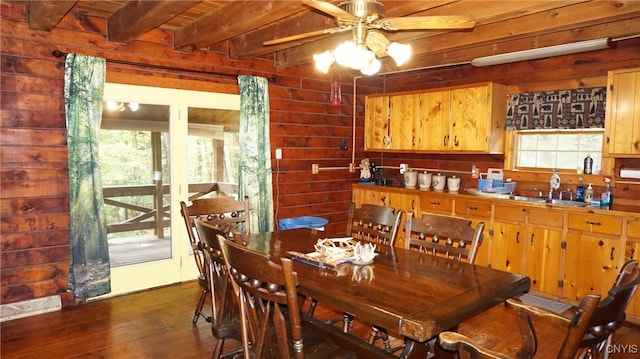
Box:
left=584, top=154, right=593, bottom=175
left=600, top=176, right=613, bottom=209
left=585, top=183, right=594, bottom=203
left=576, top=178, right=585, bottom=202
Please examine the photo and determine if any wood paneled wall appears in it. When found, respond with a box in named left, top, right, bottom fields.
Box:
left=1, top=0, right=639, bottom=307
left=0, top=1, right=367, bottom=306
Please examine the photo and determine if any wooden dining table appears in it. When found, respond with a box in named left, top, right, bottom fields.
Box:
left=244, top=228, right=531, bottom=359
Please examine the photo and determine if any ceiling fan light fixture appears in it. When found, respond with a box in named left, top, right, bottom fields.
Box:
left=387, top=42, right=412, bottom=66
left=361, top=58, right=381, bottom=75
left=334, top=40, right=375, bottom=70
left=314, top=50, right=335, bottom=73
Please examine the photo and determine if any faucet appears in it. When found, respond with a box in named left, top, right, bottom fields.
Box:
left=548, top=173, right=561, bottom=199
left=559, top=188, right=574, bottom=201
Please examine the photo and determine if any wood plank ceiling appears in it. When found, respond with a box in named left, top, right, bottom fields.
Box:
left=26, top=1, right=640, bottom=74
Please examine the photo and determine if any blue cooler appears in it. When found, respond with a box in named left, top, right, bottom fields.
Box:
left=278, top=216, right=328, bottom=231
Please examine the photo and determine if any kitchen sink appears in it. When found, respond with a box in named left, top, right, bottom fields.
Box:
left=506, top=195, right=588, bottom=207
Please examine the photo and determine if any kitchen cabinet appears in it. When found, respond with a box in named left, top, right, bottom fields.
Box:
left=604, top=67, right=640, bottom=157
left=525, top=208, right=564, bottom=296
left=363, top=95, right=390, bottom=151
left=352, top=184, right=640, bottom=320
left=419, top=191, right=453, bottom=215
left=563, top=212, right=623, bottom=300
left=364, top=82, right=508, bottom=153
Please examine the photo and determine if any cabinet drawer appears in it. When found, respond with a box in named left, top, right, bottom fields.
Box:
left=420, top=194, right=453, bottom=215
left=567, top=213, right=622, bottom=236
left=628, top=218, right=640, bottom=239
left=494, top=204, right=526, bottom=223
left=529, top=208, right=564, bottom=228
left=454, top=199, right=492, bottom=220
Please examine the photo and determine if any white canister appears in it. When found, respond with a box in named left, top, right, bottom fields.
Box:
left=432, top=173, right=446, bottom=191
left=418, top=171, right=432, bottom=190
left=447, top=176, right=461, bottom=193
left=404, top=170, right=418, bottom=188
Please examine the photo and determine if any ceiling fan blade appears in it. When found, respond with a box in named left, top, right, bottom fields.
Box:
left=302, top=0, right=357, bottom=22
left=263, top=26, right=351, bottom=46
left=378, top=15, right=476, bottom=31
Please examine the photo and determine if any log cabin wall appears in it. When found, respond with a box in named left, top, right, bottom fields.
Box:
left=0, top=1, right=375, bottom=306
left=1, top=0, right=639, bottom=309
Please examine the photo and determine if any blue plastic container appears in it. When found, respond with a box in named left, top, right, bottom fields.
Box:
left=278, top=216, right=328, bottom=231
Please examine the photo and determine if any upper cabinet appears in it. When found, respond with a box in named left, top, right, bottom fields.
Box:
left=604, top=68, right=640, bottom=157
left=364, top=82, right=508, bottom=153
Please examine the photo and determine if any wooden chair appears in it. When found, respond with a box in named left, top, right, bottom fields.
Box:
left=366, top=212, right=485, bottom=353
left=438, top=259, right=640, bottom=359
left=195, top=219, right=244, bottom=358
left=347, top=202, right=404, bottom=247
left=180, top=196, right=251, bottom=324
left=403, top=211, right=485, bottom=264
left=216, top=233, right=357, bottom=359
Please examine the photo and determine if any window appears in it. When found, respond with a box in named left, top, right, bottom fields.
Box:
left=514, top=129, right=603, bottom=173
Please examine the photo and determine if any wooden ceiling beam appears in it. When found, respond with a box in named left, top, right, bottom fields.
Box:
left=229, top=0, right=458, bottom=59
left=173, top=1, right=307, bottom=52
left=27, top=0, right=77, bottom=31
left=275, top=0, right=640, bottom=68
left=273, top=0, right=578, bottom=67
left=107, top=1, right=201, bottom=43
left=382, top=18, right=640, bottom=74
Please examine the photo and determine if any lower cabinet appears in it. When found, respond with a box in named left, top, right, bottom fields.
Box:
left=525, top=208, right=564, bottom=296
left=353, top=185, right=639, bottom=320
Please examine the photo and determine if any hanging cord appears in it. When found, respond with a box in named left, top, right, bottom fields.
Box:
left=51, top=50, right=276, bottom=83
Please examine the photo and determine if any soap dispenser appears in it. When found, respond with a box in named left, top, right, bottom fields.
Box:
left=585, top=183, right=594, bottom=203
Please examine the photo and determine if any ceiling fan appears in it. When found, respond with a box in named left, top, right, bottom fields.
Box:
left=263, top=0, right=476, bottom=73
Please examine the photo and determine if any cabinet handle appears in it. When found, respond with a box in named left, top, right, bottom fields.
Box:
left=530, top=233, right=535, bottom=246
left=431, top=201, right=440, bottom=207
left=381, top=196, right=387, bottom=206
left=610, top=247, right=615, bottom=261
left=585, top=219, right=602, bottom=233
left=443, top=135, right=448, bottom=146
left=515, top=231, right=520, bottom=244
left=631, top=248, right=635, bottom=260
left=453, top=135, right=459, bottom=147
left=411, top=199, right=415, bottom=210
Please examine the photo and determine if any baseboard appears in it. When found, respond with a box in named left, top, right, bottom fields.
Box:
left=1, top=295, right=61, bottom=322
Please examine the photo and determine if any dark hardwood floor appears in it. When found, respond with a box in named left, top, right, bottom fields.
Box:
left=2, top=281, right=639, bottom=358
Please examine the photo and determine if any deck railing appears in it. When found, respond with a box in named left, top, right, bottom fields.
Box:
left=102, top=182, right=239, bottom=238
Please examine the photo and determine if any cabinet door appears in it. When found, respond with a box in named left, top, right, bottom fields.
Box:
left=563, top=232, right=621, bottom=300
left=450, top=85, right=490, bottom=152
left=389, top=94, right=419, bottom=150
left=417, top=91, right=450, bottom=151
left=353, top=187, right=390, bottom=207
left=491, top=221, right=526, bottom=273
left=364, top=96, right=390, bottom=150
left=525, top=227, right=563, bottom=296
left=604, top=68, right=640, bottom=156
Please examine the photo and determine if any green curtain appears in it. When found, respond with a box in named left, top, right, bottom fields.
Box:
left=238, top=75, right=274, bottom=234
left=65, top=54, right=111, bottom=300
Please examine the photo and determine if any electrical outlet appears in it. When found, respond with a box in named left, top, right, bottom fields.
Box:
left=275, top=148, right=282, bottom=159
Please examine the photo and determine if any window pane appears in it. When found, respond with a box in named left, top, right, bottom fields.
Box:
left=519, top=135, right=537, bottom=150
left=538, top=134, right=558, bottom=149
left=518, top=151, right=537, bottom=167
left=558, top=134, right=578, bottom=150
left=514, top=130, right=603, bottom=172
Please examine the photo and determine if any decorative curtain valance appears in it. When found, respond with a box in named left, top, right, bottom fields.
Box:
left=506, top=87, right=606, bottom=130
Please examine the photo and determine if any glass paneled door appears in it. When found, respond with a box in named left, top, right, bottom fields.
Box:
left=98, top=83, right=240, bottom=297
